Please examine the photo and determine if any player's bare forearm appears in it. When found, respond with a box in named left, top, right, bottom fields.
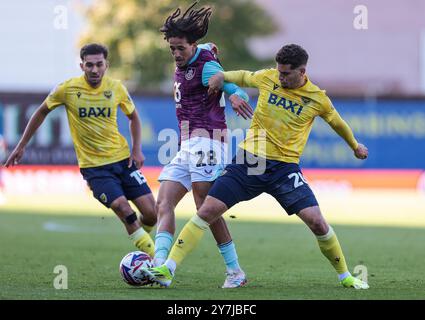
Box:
left=19, top=103, right=51, bottom=148
left=4, top=103, right=50, bottom=167
left=127, top=110, right=144, bottom=168
left=208, top=72, right=225, bottom=95
left=128, top=111, right=142, bottom=150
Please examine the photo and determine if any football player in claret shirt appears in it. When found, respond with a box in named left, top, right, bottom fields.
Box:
left=143, top=44, right=370, bottom=290
left=150, top=2, right=253, bottom=288
left=4, top=43, right=156, bottom=258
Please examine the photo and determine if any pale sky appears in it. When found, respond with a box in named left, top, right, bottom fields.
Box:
left=1, top=0, right=424, bottom=94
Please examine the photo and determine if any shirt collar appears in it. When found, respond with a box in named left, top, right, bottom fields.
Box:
left=187, top=47, right=201, bottom=66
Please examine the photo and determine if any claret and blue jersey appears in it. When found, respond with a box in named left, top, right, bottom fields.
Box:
left=173, top=43, right=248, bottom=142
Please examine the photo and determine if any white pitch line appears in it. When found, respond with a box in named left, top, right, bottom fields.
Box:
left=42, top=221, right=119, bottom=234
left=43, top=222, right=83, bottom=233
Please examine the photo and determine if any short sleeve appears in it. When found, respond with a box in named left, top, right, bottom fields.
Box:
left=117, top=82, right=136, bottom=115
left=44, top=82, right=66, bottom=110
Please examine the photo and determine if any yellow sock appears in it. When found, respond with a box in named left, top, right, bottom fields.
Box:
left=141, top=223, right=155, bottom=234
left=169, top=215, right=209, bottom=266
left=130, top=228, right=155, bottom=257
left=316, top=226, right=349, bottom=275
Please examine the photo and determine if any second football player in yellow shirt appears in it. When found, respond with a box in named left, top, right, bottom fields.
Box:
left=143, top=44, right=370, bottom=290
left=5, top=44, right=156, bottom=257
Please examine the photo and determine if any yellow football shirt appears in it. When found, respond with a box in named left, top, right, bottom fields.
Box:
left=224, top=69, right=357, bottom=164
left=44, top=75, right=135, bottom=168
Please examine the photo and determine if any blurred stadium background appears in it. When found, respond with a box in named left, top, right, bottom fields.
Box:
left=1, top=0, right=425, bottom=299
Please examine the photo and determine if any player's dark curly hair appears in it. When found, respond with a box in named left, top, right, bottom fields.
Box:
left=160, top=1, right=212, bottom=44
left=80, top=43, right=108, bottom=60
left=275, top=44, right=309, bottom=69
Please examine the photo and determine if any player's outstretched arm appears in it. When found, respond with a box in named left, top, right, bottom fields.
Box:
left=327, top=112, right=368, bottom=160
left=126, top=109, right=145, bottom=169
left=207, top=72, right=253, bottom=119
left=208, top=70, right=260, bottom=94
left=202, top=59, right=253, bottom=119
left=202, top=61, right=249, bottom=100
left=3, top=102, right=51, bottom=167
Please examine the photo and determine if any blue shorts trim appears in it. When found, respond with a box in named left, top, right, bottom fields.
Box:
left=80, top=159, right=151, bottom=208
left=208, top=151, right=318, bottom=215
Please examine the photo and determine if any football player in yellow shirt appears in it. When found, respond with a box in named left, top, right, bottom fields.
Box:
left=142, top=44, right=369, bottom=289
left=4, top=43, right=156, bottom=258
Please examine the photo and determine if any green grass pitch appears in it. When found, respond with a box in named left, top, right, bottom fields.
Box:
left=1, top=210, right=424, bottom=300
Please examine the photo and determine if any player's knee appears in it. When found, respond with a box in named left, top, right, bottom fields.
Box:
left=111, top=199, right=132, bottom=215
left=140, top=205, right=157, bottom=226
left=310, top=219, right=328, bottom=235
left=197, top=203, right=221, bottom=224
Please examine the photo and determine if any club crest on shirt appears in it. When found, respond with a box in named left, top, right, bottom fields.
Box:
left=104, top=90, right=112, bottom=99
left=185, top=67, right=196, bottom=80
left=99, top=193, right=108, bottom=203
left=301, top=96, right=311, bottom=105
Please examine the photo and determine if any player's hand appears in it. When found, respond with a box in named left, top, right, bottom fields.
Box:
left=354, top=143, right=368, bottom=160
left=208, top=72, right=224, bottom=96
left=229, top=94, right=254, bottom=120
left=129, top=150, right=145, bottom=169
left=4, top=146, right=25, bottom=168
left=207, top=42, right=219, bottom=56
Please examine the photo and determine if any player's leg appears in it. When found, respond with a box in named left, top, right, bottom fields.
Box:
left=153, top=151, right=191, bottom=266
left=142, top=159, right=262, bottom=287
left=108, top=196, right=154, bottom=257
left=169, top=194, right=228, bottom=264
left=192, top=181, right=246, bottom=288
left=122, top=161, right=157, bottom=232
left=267, top=164, right=368, bottom=289
left=80, top=161, right=155, bottom=257
left=143, top=195, right=228, bottom=287
left=131, top=192, right=157, bottom=234
left=297, top=206, right=368, bottom=289
left=297, top=206, right=349, bottom=276
left=153, top=180, right=188, bottom=266
left=120, top=161, right=158, bottom=234
left=118, top=159, right=159, bottom=256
